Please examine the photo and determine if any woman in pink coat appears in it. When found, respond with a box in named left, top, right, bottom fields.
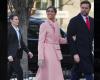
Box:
left=36, top=6, right=67, bottom=80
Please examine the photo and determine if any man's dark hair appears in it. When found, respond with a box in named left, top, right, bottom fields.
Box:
left=80, top=0, right=91, bottom=9
left=8, top=13, right=19, bottom=26
left=9, top=13, right=18, bottom=20
left=46, top=6, right=57, bottom=13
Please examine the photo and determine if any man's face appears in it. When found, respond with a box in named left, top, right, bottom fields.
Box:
left=10, top=16, right=19, bottom=26
left=80, top=3, right=91, bottom=16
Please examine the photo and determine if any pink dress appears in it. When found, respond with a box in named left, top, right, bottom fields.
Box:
left=36, top=19, right=67, bottom=80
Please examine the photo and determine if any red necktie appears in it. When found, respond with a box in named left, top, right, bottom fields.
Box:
left=86, top=16, right=90, bottom=31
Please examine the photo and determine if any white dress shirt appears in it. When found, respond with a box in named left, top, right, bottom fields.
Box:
left=81, top=15, right=89, bottom=23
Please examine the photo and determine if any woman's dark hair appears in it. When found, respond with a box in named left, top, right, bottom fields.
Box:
left=9, top=13, right=18, bottom=20
left=46, top=6, right=57, bottom=13
left=80, top=0, right=91, bottom=9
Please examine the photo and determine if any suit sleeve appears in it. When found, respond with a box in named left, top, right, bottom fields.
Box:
left=67, top=19, right=78, bottom=55
left=38, top=23, right=47, bottom=60
left=8, top=28, right=16, bottom=57
left=8, top=28, right=11, bottom=56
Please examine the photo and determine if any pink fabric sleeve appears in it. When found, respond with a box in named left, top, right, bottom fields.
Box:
left=38, top=23, right=46, bottom=60
left=59, top=37, right=67, bottom=44
left=58, top=29, right=67, bottom=44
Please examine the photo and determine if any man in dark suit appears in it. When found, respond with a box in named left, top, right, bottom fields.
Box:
left=8, top=14, right=33, bottom=80
left=67, top=1, right=94, bottom=80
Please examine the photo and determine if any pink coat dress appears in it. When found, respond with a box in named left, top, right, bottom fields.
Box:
left=36, top=19, right=67, bottom=80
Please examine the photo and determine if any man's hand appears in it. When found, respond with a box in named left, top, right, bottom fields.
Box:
left=38, top=59, right=45, bottom=67
left=72, top=35, right=76, bottom=41
left=28, top=52, right=33, bottom=58
left=8, top=56, right=13, bottom=62
left=73, top=54, right=80, bottom=63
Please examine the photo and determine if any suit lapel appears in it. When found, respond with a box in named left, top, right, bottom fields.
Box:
left=11, top=25, right=20, bottom=43
left=19, top=29, right=22, bottom=42
left=78, top=14, right=91, bottom=32
left=89, top=17, right=93, bottom=33
left=11, top=26, right=18, bottom=38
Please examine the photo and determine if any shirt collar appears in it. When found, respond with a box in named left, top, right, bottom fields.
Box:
left=12, top=25, right=19, bottom=31
left=81, top=14, right=89, bottom=22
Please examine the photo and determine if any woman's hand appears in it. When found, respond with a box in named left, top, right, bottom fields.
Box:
left=38, top=59, right=45, bottom=67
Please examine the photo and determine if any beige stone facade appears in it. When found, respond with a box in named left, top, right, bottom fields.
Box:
left=32, top=0, right=94, bottom=32
left=59, top=0, right=94, bottom=31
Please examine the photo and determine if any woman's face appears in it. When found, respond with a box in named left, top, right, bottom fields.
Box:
left=46, top=8, right=56, bottom=20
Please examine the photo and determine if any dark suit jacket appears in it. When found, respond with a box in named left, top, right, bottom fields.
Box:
left=67, top=13, right=94, bottom=74
left=8, top=25, right=30, bottom=59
